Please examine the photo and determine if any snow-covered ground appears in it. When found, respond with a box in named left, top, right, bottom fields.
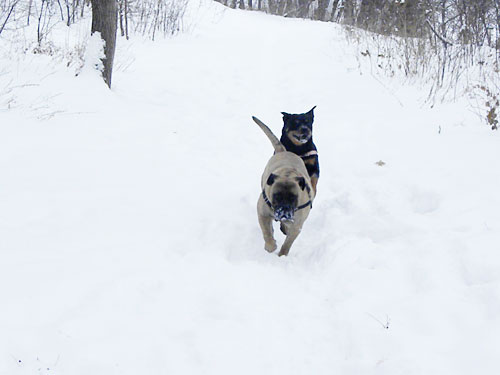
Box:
left=1, top=1, right=500, bottom=374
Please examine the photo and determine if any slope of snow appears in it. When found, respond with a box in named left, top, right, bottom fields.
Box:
left=1, top=1, right=499, bottom=374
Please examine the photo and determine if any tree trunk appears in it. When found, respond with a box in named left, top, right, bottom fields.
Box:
left=330, top=0, right=340, bottom=21
left=269, top=0, right=277, bottom=14
left=315, top=0, right=329, bottom=21
left=119, top=0, right=124, bottom=37
left=356, top=0, right=381, bottom=30
left=341, top=0, right=356, bottom=25
left=90, top=0, right=117, bottom=88
left=297, top=0, right=309, bottom=18
left=124, top=0, right=129, bottom=40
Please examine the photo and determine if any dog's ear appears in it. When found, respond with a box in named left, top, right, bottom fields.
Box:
left=281, top=112, right=291, bottom=120
left=267, top=173, right=277, bottom=186
left=305, top=106, right=316, bottom=120
left=296, top=177, right=307, bottom=191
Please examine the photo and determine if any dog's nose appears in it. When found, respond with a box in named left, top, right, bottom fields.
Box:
left=274, top=205, right=295, bottom=222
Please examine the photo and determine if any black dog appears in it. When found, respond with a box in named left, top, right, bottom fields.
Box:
left=280, top=106, right=319, bottom=194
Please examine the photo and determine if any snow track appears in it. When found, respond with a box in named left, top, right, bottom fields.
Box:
left=1, top=1, right=499, bottom=374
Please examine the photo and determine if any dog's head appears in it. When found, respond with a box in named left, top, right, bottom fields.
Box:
left=281, top=106, right=316, bottom=146
left=265, top=171, right=309, bottom=222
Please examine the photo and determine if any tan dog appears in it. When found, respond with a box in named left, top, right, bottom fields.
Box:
left=252, top=116, right=315, bottom=256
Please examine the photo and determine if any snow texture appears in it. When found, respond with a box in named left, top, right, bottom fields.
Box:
left=81, top=32, right=105, bottom=77
left=1, top=1, right=499, bottom=374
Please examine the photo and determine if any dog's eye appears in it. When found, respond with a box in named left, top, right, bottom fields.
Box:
left=266, top=174, right=276, bottom=186
left=296, top=177, right=306, bottom=191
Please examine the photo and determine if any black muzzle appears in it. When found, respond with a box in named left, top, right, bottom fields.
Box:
left=274, top=205, right=295, bottom=222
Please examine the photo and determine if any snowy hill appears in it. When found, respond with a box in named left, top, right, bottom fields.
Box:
left=1, top=1, right=500, bottom=374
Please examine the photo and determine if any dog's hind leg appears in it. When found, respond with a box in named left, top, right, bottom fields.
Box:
left=278, top=228, right=301, bottom=256
left=258, top=214, right=277, bottom=253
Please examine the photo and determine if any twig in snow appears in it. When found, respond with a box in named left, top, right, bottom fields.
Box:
left=367, top=313, right=390, bottom=330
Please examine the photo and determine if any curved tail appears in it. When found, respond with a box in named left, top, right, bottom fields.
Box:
left=252, top=116, right=286, bottom=153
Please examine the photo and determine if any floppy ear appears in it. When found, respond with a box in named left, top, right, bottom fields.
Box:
left=296, top=177, right=307, bottom=191
left=267, top=173, right=277, bottom=186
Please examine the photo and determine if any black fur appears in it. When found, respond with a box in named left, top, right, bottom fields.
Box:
left=280, top=106, right=320, bottom=180
left=266, top=173, right=276, bottom=186
left=296, top=177, right=306, bottom=191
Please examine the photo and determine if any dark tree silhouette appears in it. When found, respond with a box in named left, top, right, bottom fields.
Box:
left=90, top=0, right=117, bottom=88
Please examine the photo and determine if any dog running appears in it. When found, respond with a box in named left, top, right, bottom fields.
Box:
left=252, top=116, right=315, bottom=256
left=279, top=106, right=319, bottom=194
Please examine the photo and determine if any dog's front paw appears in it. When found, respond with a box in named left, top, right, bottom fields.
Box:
left=264, top=240, right=277, bottom=253
left=278, top=247, right=290, bottom=257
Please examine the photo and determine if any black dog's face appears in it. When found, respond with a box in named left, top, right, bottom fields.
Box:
left=281, top=106, right=316, bottom=146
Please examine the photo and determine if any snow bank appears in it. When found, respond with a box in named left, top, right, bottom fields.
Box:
left=1, top=1, right=499, bottom=374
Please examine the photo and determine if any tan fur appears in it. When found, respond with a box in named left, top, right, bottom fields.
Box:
left=286, top=129, right=311, bottom=146
left=310, top=176, right=318, bottom=195
left=302, top=156, right=317, bottom=168
left=252, top=116, right=286, bottom=153
left=253, top=117, right=315, bottom=256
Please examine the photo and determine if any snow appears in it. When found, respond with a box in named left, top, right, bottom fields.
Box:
left=1, top=1, right=500, bottom=374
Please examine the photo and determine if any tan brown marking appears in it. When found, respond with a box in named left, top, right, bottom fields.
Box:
left=311, top=176, right=318, bottom=196
left=286, top=130, right=309, bottom=146
left=302, top=157, right=316, bottom=168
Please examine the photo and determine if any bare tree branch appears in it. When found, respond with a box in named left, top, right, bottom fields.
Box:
left=0, top=0, right=19, bottom=36
left=425, top=18, right=453, bottom=46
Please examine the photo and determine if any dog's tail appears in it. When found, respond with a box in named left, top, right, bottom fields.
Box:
left=252, top=116, right=286, bottom=153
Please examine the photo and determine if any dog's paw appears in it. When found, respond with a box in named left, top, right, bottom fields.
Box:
left=278, top=247, right=290, bottom=257
left=264, top=241, right=277, bottom=253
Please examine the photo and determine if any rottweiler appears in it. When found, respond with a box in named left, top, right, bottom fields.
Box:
left=279, top=106, right=319, bottom=194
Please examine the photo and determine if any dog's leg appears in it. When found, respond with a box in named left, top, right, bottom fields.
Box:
left=311, top=176, right=318, bottom=196
left=278, top=228, right=301, bottom=256
left=258, top=214, right=277, bottom=252
left=280, top=222, right=288, bottom=235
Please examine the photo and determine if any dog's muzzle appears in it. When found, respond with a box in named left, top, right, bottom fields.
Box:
left=274, top=205, right=295, bottom=222
left=262, top=190, right=312, bottom=223
left=293, top=134, right=310, bottom=144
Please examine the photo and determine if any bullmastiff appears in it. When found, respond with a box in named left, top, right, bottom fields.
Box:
left=252, top=116, right=315, bottom=256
